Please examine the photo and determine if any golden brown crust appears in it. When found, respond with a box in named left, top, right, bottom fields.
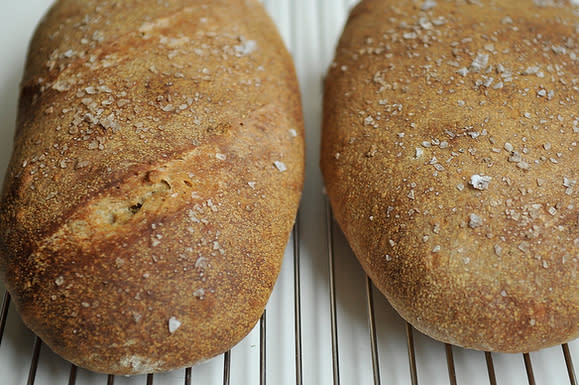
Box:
left=0, top=0, right=303, bottom=374
left=322, top=0, right=578, bottom=353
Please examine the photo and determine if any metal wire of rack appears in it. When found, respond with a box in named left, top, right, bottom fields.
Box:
left=0, top=0, right=578, bottom=384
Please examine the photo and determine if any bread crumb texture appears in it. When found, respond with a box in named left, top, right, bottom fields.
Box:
left=321, top=0, right=578, bottom=353
left=0, top=0, right=304, bottom=375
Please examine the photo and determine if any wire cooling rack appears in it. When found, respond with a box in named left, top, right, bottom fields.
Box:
left=0, top=0, right=577, bottom=384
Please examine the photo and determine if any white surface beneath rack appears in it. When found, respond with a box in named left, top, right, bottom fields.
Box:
left=0, top=0, right=577, bottom=384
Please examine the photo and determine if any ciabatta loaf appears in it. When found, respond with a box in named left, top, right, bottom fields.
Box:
left=322, top=0, right=578, bottom=353
left=0, top=0, right=304, bottom=374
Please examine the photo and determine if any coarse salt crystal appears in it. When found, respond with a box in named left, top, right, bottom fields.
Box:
left=168, top=317, right=181, bottom=333
left=523, top=66, right=540, bottom=75
left=193, top=288, right=205, bottom=299
left=470, top=53, right=489, bottom=73
left=421, top=0, right=437, bottom=10
left=469, top=213, right=483, bottom=228
left=457, top=67, right=469, bottom=77
left=274, top=161, right=287, bottom=172
left=415, top=147, right=424, bottom=159
left=469, top=174, right=492, bottom=190
left=501, top=16, right=513, bottom=24
left=235, top=39, right=257, bottom=56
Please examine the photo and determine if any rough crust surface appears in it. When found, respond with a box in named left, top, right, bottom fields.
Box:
left=322, top=0, right=578, bottom=353
left=0, top=0, right=304, bottom=374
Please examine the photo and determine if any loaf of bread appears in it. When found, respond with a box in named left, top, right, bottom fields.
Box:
left=322, top=0, right=578, bottom=352
left=0, top=0, right=303, bottom=374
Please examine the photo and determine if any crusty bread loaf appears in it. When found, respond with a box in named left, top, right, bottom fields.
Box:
left=322, top=0, right=577, bottom=352
left=0, top=0, right=303, bottom=374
